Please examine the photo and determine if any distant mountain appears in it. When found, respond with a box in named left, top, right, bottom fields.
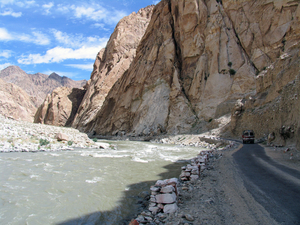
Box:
left=0, top=78, right=37, bottom=122
left=0, top=66, right=86, bottom=107
left=0, top=65, right=86, bottom=122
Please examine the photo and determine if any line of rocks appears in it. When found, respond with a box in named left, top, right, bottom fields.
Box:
left=151, top=135, right=235, bottom=151
left=130, top=150, right=213, bottom=225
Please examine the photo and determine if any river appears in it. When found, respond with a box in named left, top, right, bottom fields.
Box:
left=0, top=140, right=205, bottom=225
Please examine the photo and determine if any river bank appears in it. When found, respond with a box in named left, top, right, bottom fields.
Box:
left=129, top=140, right=240, bottom=225
left=0, top=115, right=106, bottom=152
left=129, top=143, right=300, bottom=225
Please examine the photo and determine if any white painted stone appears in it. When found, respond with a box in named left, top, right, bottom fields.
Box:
left=150, top=186, right=160, bottom=192
left=157, top=203, right=164, bottom=209
left=160, top=185, right=175, bottom=193
left=149, top=202, right=156, bottom=207
left=155, top=193, right=177, bottom=204
left=155, top=180, right=167, bottom=186
left=149, top=206, right=160, bottom=215
left=166, top=178, right=178, bottom=185
left=163, top=203, right=178, bottom=214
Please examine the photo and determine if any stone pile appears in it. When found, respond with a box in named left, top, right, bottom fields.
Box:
left=130, top=150, right=214, bottom=224
left=179, top=151, right=211, bottom=182
left=132, top=178, right=179, bottom=224
left=149, top=178, right=179, bottom=215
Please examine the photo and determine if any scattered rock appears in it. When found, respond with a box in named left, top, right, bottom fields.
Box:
left=0, top=115, right=99, bottom=152
left=55, top=133, right=69, bottom=141
left=185, top=214, right=194, bottom=221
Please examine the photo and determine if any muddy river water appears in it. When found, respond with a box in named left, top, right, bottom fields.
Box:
left=0, top=140, right=205, bottom=224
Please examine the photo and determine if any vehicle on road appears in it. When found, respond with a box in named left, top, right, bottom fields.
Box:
left=242, top=130, right=255, bottom=144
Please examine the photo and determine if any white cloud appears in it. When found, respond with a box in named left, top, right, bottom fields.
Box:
left=58, top=3, right=127, bottom=25
left=0, top=27, right=12, bottom=40
left=32, top=31, right=50, bottom=45
left=0, top=62, right=11, bottom=70
left=153, top=0, right=160, bottom=5
left=0, top=9, right=22, bottom=17
left=51, top=29, right=106, bottom=48
left=16, top=28, right=109, bottom=65
left=18, top=44, right=107, bottom=65
left=0, top=0, right=36, bottom=8
left=42, top=2, right=54, bottom=15
left=65, top=63, right=93, bottom=71
left=0, top=0, right=15, bottom=6
left=0, top=27, right=50, bottom=45
left=0, top=50, right=12, bottom=58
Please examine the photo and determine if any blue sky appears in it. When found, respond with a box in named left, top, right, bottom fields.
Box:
left=0, top=0, right=160, bottom=80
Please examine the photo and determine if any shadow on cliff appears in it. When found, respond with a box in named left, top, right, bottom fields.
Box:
left=56, top=160, right=186, bottom=225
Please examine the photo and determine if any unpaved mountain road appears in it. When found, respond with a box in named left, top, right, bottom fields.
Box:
left=165, top=143, right=300, bottom=225
left=233, top=144, right=300, bottom=225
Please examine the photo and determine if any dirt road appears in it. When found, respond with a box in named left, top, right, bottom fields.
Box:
left=165, top=144, right=300, bottom=225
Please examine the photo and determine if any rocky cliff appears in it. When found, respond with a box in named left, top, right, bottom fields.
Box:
left=72, top=6, right=154, bottom=131
left=0, top=79, right=37, bottom=122
left=34, top=87, right=86, bottom=127
left=83, top=0, right=300, bottom=138
left=230, top=42, right=300, bottom=149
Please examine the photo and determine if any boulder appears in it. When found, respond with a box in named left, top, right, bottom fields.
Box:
left=55, top=133, right=69, bottom=141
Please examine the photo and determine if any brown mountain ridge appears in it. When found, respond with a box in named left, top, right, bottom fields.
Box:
left=0, top=65, right=86, bottom=122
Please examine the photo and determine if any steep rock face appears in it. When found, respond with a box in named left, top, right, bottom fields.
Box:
left=0, top=66, right=86, bottom=107
left=0, top=79, right=37, bottom=122
left=230, top=42, right=300, bottom=148
left=34, top=87, right=86, bottom=127
left=85, top=0, right=299, bottom=137
left=72, top=6, right=154, bottom=131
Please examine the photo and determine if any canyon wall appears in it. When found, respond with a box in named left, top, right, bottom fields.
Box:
left=83, top=0, right=300, bottom=138
left=72, top=6, right=154, bottom=131
left=230, top=42, right=300, bottom=148
left=34, top=87, right=86, bottom=127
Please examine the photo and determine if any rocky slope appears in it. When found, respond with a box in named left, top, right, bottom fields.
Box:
left=72, top=6, right=154, bottom=131
left=0, top=66, right=86, bottom=107
left=230, top=42, right=300, bottom=149
left=0, top=79, right=37, bottom=122
left=83, top=0, right=299, bottom=139
left=34, top=87, right=86, bottom=127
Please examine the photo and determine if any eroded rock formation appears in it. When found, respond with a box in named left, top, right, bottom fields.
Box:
left=72, top=6, right=154, bottom=131
left=83, top=0, right=299, bottom=137
left=34, top=87, right=86, bottom=127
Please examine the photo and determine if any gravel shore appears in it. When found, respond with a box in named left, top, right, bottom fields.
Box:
left=0, top=115, right=101, bottom=152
